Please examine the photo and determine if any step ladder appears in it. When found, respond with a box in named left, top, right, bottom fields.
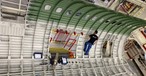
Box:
left=64, top=38, right=76, bottom=50
left=53, top=29, right=69, bottom=42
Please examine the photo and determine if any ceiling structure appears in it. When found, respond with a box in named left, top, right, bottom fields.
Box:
left=1, top=0, right=146, bottom=22
left=27, top=0, right=146, bottom=35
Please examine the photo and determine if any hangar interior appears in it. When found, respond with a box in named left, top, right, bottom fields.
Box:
left=0, top=0, right=146, bottom=76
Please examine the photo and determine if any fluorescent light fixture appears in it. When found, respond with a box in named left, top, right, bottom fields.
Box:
left=56, top=8, right=62, bottom=13
left=33, top=52, right=43, bottom=59
left=61, top=57, right=68, bottom=65
left=62, top=57, right=67, bottom=63
left=44, top=5, right=51, bottom=11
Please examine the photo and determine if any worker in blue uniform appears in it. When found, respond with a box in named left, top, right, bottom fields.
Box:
left=84, top=30, right=98, bottom=55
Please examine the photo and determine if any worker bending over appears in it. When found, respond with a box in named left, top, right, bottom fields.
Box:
left=84, top=30, right=98, bottom=55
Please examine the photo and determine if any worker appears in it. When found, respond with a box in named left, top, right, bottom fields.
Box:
left=84, top=30, right=98, bottom=55
left=144, top=27, right=146, bottom=33
left=50, top=56, right=68, bottom=65
left=50, top=56, right=55, bottom=65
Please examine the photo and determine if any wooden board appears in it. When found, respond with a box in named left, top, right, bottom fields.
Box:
left=49, top=47, right=69, bottom=53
